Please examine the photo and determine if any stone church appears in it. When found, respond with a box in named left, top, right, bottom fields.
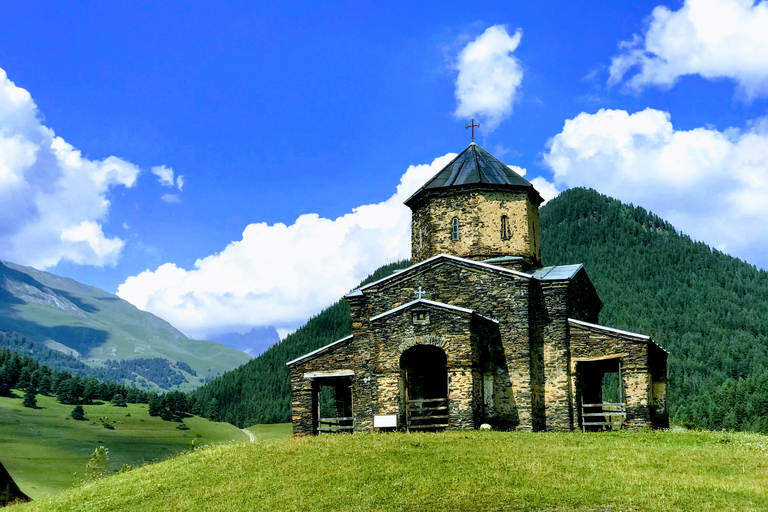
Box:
left=288, top=143, right=668, bottom=434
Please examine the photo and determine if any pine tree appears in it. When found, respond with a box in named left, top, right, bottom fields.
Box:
left=0, top=365, right=10, bottom=396
left=23, top=384, right=37, bottom=408
left=72, top=404, right=86, bottom=421
left=148, top=395, right=162, bottom=416
left=206, top=397, right=220, bottom=422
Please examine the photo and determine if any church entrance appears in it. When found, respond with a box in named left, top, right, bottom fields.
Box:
left=577, top=358, right=626, bottom=431
left=400, top=345, right=449, bottom=431
left=312, top=377, right=353, bottom=434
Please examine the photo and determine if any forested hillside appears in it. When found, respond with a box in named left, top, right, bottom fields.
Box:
left=195, top=188, right=768, bottom=432
left=0, top=331, right=199, bottom=390
left=541, top=188, right=768, bottom=432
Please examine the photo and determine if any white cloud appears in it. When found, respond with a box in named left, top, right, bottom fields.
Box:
left=161, top=193, right=180, bottom=204
left=117, top=154, right=458, bottom=338
left=543, top=108, right=768, bottom=264
left=152, top=164, right=184, bottom=192
left=0, top=67, right=141, bottom=268
left=609, top=0, right=768, bottom=98
left=151, top=165, right=174, bottom=187
left=530, top=177, right=559, bottom=204
left=454, top=25, right=524, bottom=132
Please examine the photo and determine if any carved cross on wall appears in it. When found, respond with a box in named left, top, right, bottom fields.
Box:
left=415, top=287, right=426, bottom=299
left=465, top=118, right=480, bottom=142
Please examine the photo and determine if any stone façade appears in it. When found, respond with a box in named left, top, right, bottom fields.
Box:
left=288, top=143, right=668, bottom=434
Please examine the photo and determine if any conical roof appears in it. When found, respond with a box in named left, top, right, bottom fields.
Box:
left=404, top=143, right=542, bottom=207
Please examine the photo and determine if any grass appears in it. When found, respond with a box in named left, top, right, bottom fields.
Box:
left=9, top=429, right=768, bottom=512
left=244, top=423, right=292, bottom=440
left=0, top=391, right=247, bottom=498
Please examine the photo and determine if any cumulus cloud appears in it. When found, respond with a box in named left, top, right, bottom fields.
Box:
left=454, top=25, right=524, bottom=132
left=0, top=67, right=141, bottom=268
left=117, top=154, right=459, bottom=338
left=543, top=108, right=768, bottom=264
left=609, top=0, right=768, bottom=97
left=530, top=177, right=559, bottom=204
left=152, top=164, right=184, bottom=191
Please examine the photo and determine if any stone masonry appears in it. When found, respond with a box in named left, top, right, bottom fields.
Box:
left=287, top=142, right=668, bottom=434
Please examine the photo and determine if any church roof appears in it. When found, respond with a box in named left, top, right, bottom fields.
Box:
left=404, top=143, right=543, bottom=207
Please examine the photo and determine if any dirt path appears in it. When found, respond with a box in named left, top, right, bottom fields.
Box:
left=241, top=428, right=256, bottom=443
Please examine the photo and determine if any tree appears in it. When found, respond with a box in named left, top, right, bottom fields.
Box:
left=72, top=404, right=86, bottom=421
left=22, top=384, right=37, bottom=408
left=111, top=393, right=126, bottom=407
left=0, top=365, right=10, bottom=396
left=84, top=446, right=110, bottom=481
left=206, top=397, right=220, bottom=422
left=148, top=395, right=162, bottom=416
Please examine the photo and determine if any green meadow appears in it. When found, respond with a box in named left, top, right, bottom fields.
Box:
left=9, top=429, right=768, bottom=512
left=0, top=391, right=247, bottom=498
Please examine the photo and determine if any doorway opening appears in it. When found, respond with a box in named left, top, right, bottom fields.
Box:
left=577, top=358, right=625, bottom=431
left=313, top=377, right=353, bottom=434
left=400, top=345, right=449, bottom=431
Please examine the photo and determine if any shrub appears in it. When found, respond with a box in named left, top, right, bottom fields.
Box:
left=71, top=404, right=86, bottom=421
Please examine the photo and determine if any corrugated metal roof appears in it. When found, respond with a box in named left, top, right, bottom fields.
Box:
left=530, top=264, right=583, bottom=281
left=405, top=143, right=542, bottom=206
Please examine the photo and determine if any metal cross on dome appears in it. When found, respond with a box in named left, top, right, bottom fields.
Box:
left=415, top=287, right=426, bottom=299
left=466, top=118, right=480, bottom=142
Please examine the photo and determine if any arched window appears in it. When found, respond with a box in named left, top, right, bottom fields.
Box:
left=451, top=218, right=459, bottom=240
left=501, top=215, right=511, bottom=240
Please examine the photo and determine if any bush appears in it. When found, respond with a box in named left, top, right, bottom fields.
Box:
left=71, top=404, right=86, bottom=421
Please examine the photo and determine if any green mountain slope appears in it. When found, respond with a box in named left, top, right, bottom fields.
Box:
left=193, top=188, right=768, bottom=432
left=0, top=261, right=250, bottom=389
left=540, top=188, right=768, bottom=431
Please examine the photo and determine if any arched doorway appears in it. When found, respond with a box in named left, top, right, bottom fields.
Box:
left=400, top=345, right=449, bottom=431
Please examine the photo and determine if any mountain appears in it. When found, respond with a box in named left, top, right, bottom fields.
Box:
left=209, top=327, right=281, bottom=357
left=0, top=261, right=251, bottom=390
left=193, top=188, right=768, bottom=431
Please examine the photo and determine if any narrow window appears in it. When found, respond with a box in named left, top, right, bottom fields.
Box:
left=451, top=218, right=459, bottom=240
left=501, top=215, right=511, bottom=240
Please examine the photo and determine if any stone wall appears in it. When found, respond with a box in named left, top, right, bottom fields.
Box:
left=568, top=321, right=667, bottom=430
left=289, top=336, right=368, bottom=435
left=538, top=281, right=574, bottom=431
left=357, top=256, right=533, bottom=430
left=290, top=255, right=659, bottom=435
left=410, top=189, right=541, bottom=265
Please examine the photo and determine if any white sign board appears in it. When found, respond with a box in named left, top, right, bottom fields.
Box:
left=373, top=415, right=398, bottom=428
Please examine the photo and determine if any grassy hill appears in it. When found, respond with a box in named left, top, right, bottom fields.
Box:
left=8, top=430, right=768, bottom=511
left=0, top=391, right=247, bottom=498
left=0, top=261, right=251, bottom=389
left=193, top=188, right=768, bottom=431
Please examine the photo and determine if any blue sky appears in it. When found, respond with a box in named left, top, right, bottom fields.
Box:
left=1, top=0, right=767, bottom=338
